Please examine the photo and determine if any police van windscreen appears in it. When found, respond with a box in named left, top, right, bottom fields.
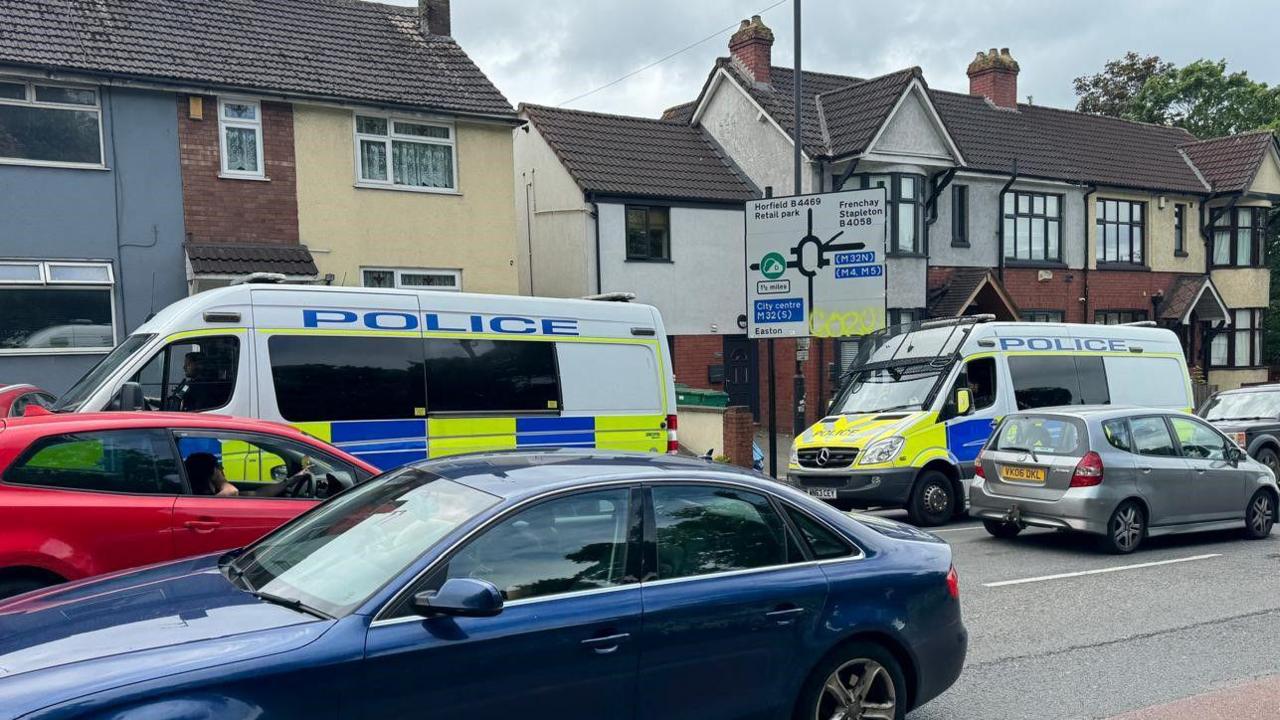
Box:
left=832, top=362, right=943, bottom=415
left=53, top=333, right=156, bottom=412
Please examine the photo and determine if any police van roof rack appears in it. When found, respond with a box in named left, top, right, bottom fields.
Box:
left=1122, top=320, right=1158, bottom=327
left=583, top=292, right=636, bottom=302
left=915, top=313, right=996, bottom=331
left=232, top=272, right=288, bottom=285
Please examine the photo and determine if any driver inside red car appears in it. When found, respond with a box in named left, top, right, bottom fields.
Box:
left=184, top=452, right=239, bottom=497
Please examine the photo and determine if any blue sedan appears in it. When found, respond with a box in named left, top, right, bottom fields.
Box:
left=0, top=451, right=966, bottom=720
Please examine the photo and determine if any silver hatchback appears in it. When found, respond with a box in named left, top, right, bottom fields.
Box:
left=969, top=406, right=1278, bottom=553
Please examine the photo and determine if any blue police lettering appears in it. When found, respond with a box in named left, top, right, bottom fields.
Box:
left=490, top=316, right=537, bottom=334
left=1082, top=338, right=1108, bottom=351
left=998, top=336, right=1127, bottom=352
left=999, top=338, right=1026, bottom=350
left=364, top=311, right=418, bottom=330
left=542, top=319, right=578, bottom=336
left=303, top=309, right=357, bottom=327
left=1027, top=338, right=1053, bottom=350
left=1109, top=339, right=1127, bottom=351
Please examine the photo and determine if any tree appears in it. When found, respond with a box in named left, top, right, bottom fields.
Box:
left=1129, top=59, right=1280, bottom=138
left=1073, top=52, right=1173, bottom=118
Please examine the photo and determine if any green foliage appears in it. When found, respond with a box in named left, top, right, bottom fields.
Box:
left=1128, top=59, right=1280, bottom=138
left=1073, top=52, right=1173, bottom=118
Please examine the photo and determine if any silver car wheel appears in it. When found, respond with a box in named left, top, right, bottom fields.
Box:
left=1113, top=505, right=1143, bottom=551
left=815, top=658, right=897, bottom=720
left=1250, top=494, right=1272, bottom=535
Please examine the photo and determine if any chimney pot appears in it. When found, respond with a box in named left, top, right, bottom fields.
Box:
left=729, top=15, right=775, bottom=86
left=967, top=46, right=1020, bottom=109
left=419, top=0, right=451, bottom=37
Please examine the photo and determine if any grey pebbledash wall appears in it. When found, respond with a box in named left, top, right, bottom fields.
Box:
left=0, top=86, right=187, bottom=393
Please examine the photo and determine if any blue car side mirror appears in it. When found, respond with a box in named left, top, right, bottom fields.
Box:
left=411, top=578, right=504, bottom=618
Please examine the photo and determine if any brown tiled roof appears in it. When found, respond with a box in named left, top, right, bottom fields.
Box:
left=661, top=101, right=697, bottom=123
left=817, top=68, right=920, bottom=159
left=522, top=104, right=757, bottom=203
left=685, top=61, right=1219, bottom=193
left=1180, top=131, right=1277, bottom=192
left=927, top=268, right=1018, bottom=319
left=1159, top=275, right=1229, bottom=322
left=186, top=243, right=318, bottom=277
left=0, top=0, right=515, bottom=119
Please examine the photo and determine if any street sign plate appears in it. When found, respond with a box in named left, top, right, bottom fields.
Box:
left=745, top=188, right=888, bottom=339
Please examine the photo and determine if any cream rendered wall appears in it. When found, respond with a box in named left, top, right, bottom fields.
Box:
left=1210, top=267, right=1269, bottom=308
left=1249, top=147, right=1280, bottom=195
left=873, top=90, right=952, bottom=160
left=1086, top=188, right=1202, bottom=273
left=1207, top=367, right=1267, bottom=390
left=513, top=121, right=592, bottom=297
left=698, top=72, right=819, bottom=196
left=294, top=105, right=518, bottom=294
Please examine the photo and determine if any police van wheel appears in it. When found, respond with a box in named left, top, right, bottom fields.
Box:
left=907, top=471, right=954, bottom=527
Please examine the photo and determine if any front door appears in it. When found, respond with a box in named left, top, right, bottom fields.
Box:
left=1169, top=416, right=1246, bottom=522
left=360, top=487, right=640, bottom=720
left=722, top=335, right=758, bottom=417
left=944, top=357, right=1002, bottom=476
left=1128, top=416, right=1198, bottom=526
left=638, top=484, right=828, bottom=720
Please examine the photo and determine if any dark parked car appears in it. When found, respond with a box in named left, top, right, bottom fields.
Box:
left=0, top=450, right=966, bottom=720
left=1200, top=385, right=1280, bottom=475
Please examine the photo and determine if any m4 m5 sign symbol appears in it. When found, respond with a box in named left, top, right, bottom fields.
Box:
left=745, top=188, right=888, bottom=339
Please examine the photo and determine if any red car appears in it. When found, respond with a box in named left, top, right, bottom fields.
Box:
left=0, top=412, right=378, bottom=598
left=0, top=384, right=55, bottom=417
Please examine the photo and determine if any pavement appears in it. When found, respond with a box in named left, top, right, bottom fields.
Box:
left=877, top=510, right=1280, bottom=719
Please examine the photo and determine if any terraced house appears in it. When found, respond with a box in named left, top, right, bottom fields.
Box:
left=0, top=0, right=518, bottom=392
left=518, top=16, right=1278, bottom=428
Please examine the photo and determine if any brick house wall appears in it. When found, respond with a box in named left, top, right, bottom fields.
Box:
left=177, top=95, right=300, bottom=245
left=671, top=335, right=726, bottom=390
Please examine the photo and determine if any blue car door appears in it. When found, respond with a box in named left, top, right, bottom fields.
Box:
left=638, top=483, right=829, bottom=720
left=360, top=487, right=642, bottom=720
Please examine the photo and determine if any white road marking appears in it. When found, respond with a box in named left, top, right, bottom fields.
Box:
left=930, top=524, right=986, bottom=534
left=982, top=553, right=1222, bottom=588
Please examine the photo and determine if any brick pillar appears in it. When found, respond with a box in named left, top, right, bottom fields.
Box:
left=722, top=405, right=755, bottom=468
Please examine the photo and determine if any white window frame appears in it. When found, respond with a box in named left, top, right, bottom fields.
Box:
left=0, top=260, right=117, bottom=356
left=353, top=112, right=458, bottom=193
left=0, top=76, right=106, bottom=169
left=218, top=97, right=266, bottom=179
left=361, top=267, right=462, bottom=291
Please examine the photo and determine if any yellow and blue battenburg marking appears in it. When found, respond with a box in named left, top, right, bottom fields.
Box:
left=298, top=415, right=666, bottom=471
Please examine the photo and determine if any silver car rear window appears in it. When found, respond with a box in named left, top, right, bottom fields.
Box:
left=993, top=415, right=1086, bottom=456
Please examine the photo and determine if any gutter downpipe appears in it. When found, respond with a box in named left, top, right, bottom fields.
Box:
left=1081, top=184, right=1097, bottom=322
left=588, top=194, right=602, bottom=294
left=996, top=160, right=1019, bottom=282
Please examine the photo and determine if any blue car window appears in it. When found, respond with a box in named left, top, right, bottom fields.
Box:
left=651, top=485, right=798, bottom=580
left=785, top=507, right=853, bottom=560
left=438, top=488, right=633, bottom=602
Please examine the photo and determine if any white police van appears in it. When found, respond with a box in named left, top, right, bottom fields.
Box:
left=53, top=285, right=678, bottom=470
left=789, top=316, right=1193, bottom=525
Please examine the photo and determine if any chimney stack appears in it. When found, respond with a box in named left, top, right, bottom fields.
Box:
left=967, top=47, right=1019, bottom=109
left=419, top=0, right=451, bottom=37
left=729, top=15, right=774, bottom=86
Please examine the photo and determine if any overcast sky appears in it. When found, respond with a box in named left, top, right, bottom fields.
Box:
left=383, top=0, right=1280, bottom=117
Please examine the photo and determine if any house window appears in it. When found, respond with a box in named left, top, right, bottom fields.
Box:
left=0, top=77, right=103, bottom=166
left=1211, top=207, right=1267, bottom=267
left=1174, top=203, right=1186, bottom=255
left=626, top=206, right=671, bottom=261
left=0, top=261, right=115, bottom=354
left=1096, top=199, right=1145, bottom=265
left=952, top=185, right=969, bottom=247
left=888, top=308, right=919, bottom=327
left=362, top=267, right=461, bottom=291
left=1211, top=309, right=1264, bottom=368
left=218, top=98, right=265, bottom=178
left=355, top=114, right=456, bottom=191
left=845, top=174, right=923, bottom=254
left=1002, top=192, right=1061, bottom=262
left=1095, top=310, right=1148, bottom=325
left=1022, top=310, right=1064, bottom=323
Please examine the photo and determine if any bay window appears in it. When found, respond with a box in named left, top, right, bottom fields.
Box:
left=844, top=174, right=922, bottom=254
left=355, top=114, right=456, bottom=191
left=0, top=77, right=103, bottom=166
left=1211, top=309, right=1263, bottom=368
left=1003, top=192, right=1061, bottom=262
left=1096, top=199, right=1145, bottom=265
left=218, top=98, right=264, bottom=178
left=0, top=261, right=115, bottom=353
left=1211, top=207, right=1267, bottom=267
left=1095, top=310, right=1147, bottom=326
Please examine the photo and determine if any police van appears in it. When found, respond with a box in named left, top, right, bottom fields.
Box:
left=788, top=316, right=1192, bottom=526
left=52, top=285, right=678, bottom=471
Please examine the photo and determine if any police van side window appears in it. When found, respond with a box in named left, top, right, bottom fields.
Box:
left=268, top=335, right=426, bottom=421
left=424, top=339, right=560, bottom=414
left=1008, top=356, right=1110, bottom=410
left=130, top=336, right=240, bottom=412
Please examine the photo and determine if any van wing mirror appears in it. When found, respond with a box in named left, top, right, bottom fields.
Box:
left=955, top=388, right=973, bottom=416
left=111, top=382, right=145, bottom=411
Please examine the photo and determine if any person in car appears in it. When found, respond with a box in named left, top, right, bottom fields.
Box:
left=184, top=452, right=239, bottom=497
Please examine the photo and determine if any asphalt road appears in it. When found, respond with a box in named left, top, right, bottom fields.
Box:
left=883, top=512, right=1280, bottom=719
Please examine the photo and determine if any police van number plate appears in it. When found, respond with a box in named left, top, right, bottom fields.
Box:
left=806, top=488, right=838, bottom=499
